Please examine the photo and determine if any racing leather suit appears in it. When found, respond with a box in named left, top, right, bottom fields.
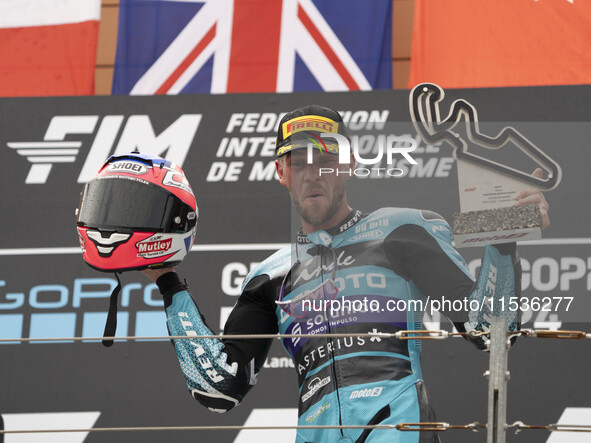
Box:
left=155, top=208, right=520, bottom=443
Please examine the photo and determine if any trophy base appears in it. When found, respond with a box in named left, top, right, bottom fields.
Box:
left=453, top=204, right=541, bottom=248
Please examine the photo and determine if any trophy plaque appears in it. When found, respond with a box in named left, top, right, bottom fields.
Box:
left=410, top=83, right=562, bottom=247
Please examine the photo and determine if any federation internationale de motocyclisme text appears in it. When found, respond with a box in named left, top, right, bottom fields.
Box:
left=301, top=296, right=574, bottom=317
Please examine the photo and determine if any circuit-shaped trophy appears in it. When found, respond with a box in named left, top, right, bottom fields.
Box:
left=410, top=83, right=561, bottom=247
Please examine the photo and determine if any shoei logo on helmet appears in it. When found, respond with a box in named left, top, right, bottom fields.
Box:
left=106, top=161, right=149, bottom=175
left=76, top=152, right=197, bottom=273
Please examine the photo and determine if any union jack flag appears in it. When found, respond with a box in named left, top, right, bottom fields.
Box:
left=112, top=0, right=392, bottom=94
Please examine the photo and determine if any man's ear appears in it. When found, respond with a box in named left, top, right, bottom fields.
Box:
left=276, top=159, right=287, bottom=187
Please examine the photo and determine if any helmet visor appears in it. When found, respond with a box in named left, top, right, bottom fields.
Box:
left=77, top=177, right=194, bottom=232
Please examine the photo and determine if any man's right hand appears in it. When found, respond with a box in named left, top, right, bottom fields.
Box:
left=142, top=266, right=176, bottom=282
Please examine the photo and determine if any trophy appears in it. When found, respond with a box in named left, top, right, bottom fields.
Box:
left=410, top=83, right=561, bottom=247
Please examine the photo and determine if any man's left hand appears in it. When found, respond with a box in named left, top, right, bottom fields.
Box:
left=515, top=168, right=550, bottom=229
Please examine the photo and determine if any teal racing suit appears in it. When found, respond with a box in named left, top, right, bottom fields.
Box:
left=156, top=208, right=520, bottom=443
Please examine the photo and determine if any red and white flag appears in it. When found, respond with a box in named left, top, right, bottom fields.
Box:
left=0, top=0, right=101, bottom=97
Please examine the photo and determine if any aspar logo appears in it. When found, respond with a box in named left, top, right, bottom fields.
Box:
left=301, top=376, right=331, bottom=403
left=7, top=114, right=202, bottom=184
left=349, top=387, right=383, bottom=399
left=136, top=236, right=174, bottom=258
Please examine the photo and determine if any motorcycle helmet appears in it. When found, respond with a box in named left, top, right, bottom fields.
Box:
left=76, top=152, right=197, bottom=272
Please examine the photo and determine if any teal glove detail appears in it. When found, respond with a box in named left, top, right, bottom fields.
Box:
left=465, top=244, right=521, bottom=350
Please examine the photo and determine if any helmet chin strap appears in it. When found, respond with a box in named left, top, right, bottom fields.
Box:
left=102, top=272, right=122, bottom=347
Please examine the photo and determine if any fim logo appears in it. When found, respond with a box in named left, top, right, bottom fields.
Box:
left=7, top=114, right=201, bottom=184
left=7, top=116, right=96, bottom=184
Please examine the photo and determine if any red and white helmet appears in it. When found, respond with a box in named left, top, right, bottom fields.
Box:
left=76, top=152, right=197, bottom=272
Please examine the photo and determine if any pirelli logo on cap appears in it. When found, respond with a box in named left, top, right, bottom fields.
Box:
left=282, top=115, right=339, bottom=139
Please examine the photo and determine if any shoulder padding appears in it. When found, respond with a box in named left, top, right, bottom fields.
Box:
left=241, top=245, right=292, bottom=290
left=362, top=207, right=450, bottom=236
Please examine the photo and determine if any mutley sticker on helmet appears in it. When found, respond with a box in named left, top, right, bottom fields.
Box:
left=136, top=234, right=175, bottom=258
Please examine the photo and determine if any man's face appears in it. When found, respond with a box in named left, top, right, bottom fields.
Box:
left=276, top=149, right=353, bottom=228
